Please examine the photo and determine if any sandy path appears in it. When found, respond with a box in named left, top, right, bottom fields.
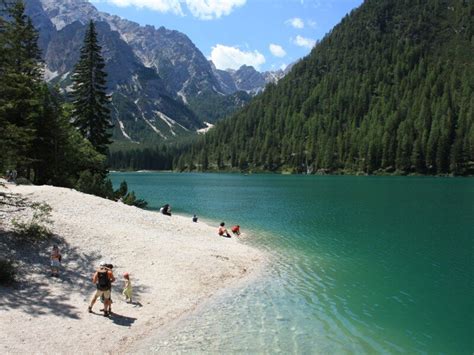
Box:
left=0, top=182, right=264, bottom=354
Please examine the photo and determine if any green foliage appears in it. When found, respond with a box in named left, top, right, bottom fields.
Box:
left=122, top=190, right=148, bottom=208
left=0, top=258, right=16, bottom=285
left=188, top=90, right=252, bottom=124
left=0, top=0, right=43, bottom=175
left=75, top=170, right=114, bottom=199
left=71, top=20, right=112, bottom=156
left=0, top=3, right=116, bottom=203
left=107, top=143, right=176, bottom=170
left=15, top=177, right=32, bottom=185
left=158, top=0, right=473, bottom=176
left=12, top=202, right=53, bottom=242
left=114, top=180, right=148, bottom=208
left=114, top=180, right=128, bottom=199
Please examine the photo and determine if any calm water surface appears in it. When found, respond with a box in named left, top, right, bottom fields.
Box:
left=110, top=173, right=473, bottom=354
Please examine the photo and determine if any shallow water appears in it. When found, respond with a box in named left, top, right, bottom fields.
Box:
left=110, top=173, right=474, bottom=354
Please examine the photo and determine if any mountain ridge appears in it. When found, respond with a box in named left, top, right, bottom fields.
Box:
left=24, top=0, right=288, bottom=143
left=148, top=0, right=473, bottom=175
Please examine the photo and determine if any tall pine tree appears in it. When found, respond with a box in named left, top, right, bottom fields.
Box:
left=0, top=0, right=43, bottom=175
left=71, top=20, right=111, bottom=156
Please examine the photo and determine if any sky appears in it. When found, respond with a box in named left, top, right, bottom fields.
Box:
left=89, top=0, right=364, bottom=72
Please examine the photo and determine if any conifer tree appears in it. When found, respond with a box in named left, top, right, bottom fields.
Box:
left=0, top=0, right=43, bottom=174
left=71, top=20, right=111, bottom=156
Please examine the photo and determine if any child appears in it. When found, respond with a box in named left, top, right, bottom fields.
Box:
left=50, top=245, right=61, bottom=277
left=231, top=225, right=241, bottom=236
left=123, top=272, right=132, bottom=303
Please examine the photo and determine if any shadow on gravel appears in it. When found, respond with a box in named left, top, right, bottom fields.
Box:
left=0, top=228, right=150, bottom=320
left=0, top=190, right=150, bottom=321
left=109, top=312, right=137, bottom=327
left=0, top=229, right=103, bottom=319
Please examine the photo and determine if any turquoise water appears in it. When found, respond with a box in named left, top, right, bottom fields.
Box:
left=110, top=173, right=473, bottom=354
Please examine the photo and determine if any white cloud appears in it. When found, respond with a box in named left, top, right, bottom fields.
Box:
left=210, top=44, right=265, bottom=70
left=94, top=0, right=184, bottom=14
left=269, top=44, right=286, bottom=58
left=92, top=0, right=246, bottom=19
left=293, top=35, right=316, bottom=49
left=285, top=17, right=304, bottom=29
left=185, top=0, right=246, bottom=20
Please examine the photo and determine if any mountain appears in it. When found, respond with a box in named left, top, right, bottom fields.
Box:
left=164, top=0, right=473, bottom=175
left=23, top=0, right=286, bottom=143
left=213, top=64, right=288, bottom=95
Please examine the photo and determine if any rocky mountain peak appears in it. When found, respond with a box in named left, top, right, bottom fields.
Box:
left=23, top=0, right=290, bottom=143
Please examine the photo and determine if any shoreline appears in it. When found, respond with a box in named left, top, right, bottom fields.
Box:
left=110, top=170, right=473, bottom=178
left=132, top=259, right=268, bottom=353
left=0, top=181, right=266, bottom=353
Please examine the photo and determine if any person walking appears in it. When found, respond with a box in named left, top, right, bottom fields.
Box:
left=88, top=261, right=115, bottom=316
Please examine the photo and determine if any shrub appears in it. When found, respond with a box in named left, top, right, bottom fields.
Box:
left=75, top=170, right=114, bottom=199
left=0, top=259, right=16, bottom=285
left=12, top=202, right=53, bottom=242
left=15, top=177, right=32, bottom=185
left=115, top=180, right=148, bottom=208
left=122, top=191, right=148, bottom=208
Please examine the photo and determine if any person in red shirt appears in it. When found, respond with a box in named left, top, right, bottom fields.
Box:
left=231, top=225, right=241, bottom=236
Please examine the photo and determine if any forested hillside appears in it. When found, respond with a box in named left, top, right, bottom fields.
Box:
left=122, top=0, right=472, bottom=175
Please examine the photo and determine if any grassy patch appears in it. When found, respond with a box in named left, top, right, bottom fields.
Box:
left=12, top=202, right=53, bottom=242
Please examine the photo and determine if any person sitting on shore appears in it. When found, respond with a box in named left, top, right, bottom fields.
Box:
left=231, top=225, right=241, bottom=236
left=88, top=261, right=115, bottom=317
left=218, top=222, right=231, bottom=238
left=160, top=204, right=172, bottom=216
left=50, top=245, right=62, bottom=277
left=192, top=214, right=198, bottom=223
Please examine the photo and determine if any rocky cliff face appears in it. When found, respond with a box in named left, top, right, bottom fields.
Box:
left=24, top=0, right=288, bottom=142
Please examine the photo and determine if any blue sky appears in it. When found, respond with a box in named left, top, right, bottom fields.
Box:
left=90, top=0, right=363, bottom=72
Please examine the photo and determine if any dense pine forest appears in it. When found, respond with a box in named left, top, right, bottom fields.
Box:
left=1, top=1, right=145, bottom=205
left=110, top=0, right=473, bottom=175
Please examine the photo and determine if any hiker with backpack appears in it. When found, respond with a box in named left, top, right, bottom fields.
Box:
left=88, top=261, right=115, bottom=317
left=99, top=264, right=115, bottom=312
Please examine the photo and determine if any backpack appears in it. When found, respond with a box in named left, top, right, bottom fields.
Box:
left=97, top=269, right=110, bottom=291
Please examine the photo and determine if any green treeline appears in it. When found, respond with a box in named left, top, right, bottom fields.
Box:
left=111, top=0, right=473, bottom=175
left=0, top=1, right=104, bottom=185
left=0, top=1, right=146, bottom=206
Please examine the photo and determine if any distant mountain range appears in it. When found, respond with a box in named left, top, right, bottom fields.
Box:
left=166, top=0, right=473, bottom=175
left=24, top=0, right=290, bottom=143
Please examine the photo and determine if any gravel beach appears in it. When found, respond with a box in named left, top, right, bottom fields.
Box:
left=0, top=181, right=264, bottom=353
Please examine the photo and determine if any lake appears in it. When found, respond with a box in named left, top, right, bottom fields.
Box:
left=110, top=173, right=473, bottom=354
